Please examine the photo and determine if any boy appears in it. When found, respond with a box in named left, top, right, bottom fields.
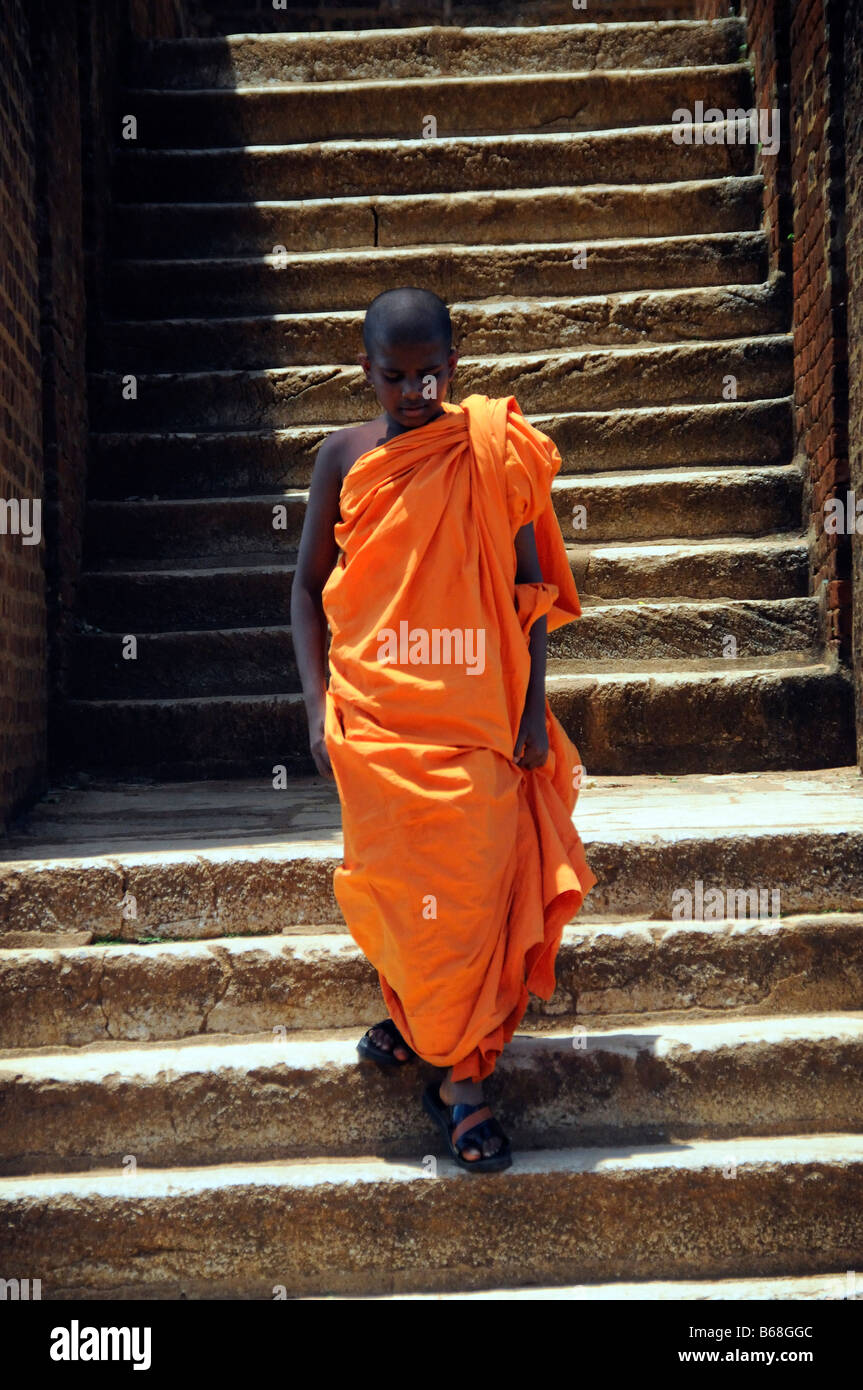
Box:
left=291, top=287, right=596, bottom=1171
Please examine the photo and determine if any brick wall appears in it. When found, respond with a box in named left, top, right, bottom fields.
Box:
left=792, top=0, right=849, bottom=658
left=846, top=0, right=863, bottom=761
left=29, top=2, right=89, bottom=788
left=0, top=0, right=48, bottom=831
left=698, top=0, right=854, bottom=690
left=0, top=0, right=188, bottom=830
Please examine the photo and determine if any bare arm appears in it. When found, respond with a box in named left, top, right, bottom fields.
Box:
left=513, top=521, right=548, bottom=766
left=290, top=436, right=343, bottom=777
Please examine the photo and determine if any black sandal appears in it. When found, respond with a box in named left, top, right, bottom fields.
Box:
left=356, top=1017, right=416, bottom=1067
left=422, top=1081, right=513, bottom=1173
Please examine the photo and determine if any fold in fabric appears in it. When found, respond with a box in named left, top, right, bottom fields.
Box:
left=322, top=393, right=597, bottom=1081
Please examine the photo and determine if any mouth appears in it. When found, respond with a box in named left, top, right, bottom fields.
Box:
left=399, top=403, right=428, bottom=416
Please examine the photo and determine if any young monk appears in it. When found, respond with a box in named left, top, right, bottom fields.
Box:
left=291, top=287, right=596, bottom=1172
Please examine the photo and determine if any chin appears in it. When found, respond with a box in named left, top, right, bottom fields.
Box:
left=399, top=404, right=444, bottom=429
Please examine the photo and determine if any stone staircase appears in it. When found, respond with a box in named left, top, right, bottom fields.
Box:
left=53, top=3, right=855, bottom=778
left=3, top=0, right=862, bottom=1298
left=2, top=769, right=863, bottom=1296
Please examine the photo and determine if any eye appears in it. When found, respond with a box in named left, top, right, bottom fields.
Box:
left=382, top=373, right=401, bottom=383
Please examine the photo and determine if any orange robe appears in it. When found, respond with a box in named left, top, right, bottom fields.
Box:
left=321, top=393, right=597, bottom=1081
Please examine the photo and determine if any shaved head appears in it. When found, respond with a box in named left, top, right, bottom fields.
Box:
left=363, top=287, right=452, bottom=357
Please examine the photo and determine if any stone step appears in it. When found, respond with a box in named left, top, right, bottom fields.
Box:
left=111, top=178, right=764, bottom=259
left=2, top=1134, right=862, bottom=1297
left=88, top=339, right=792, bottom=431
left=127, top=66, right=751, bottom=146
left=79, top=558, right=302, bottom=629
left=188, top=5, right=717, bottom=41
left=114, top=126, right=756, bottom=204
left=510, top=595, right=821, bottom=661
left=77, top=536, right=809, bottom=638
left=571, top=534, right=809, bottom=600
left=130, top=20, right=746, bottom=88
left=545, top=656, right=854, bottom=774
left=3, top=913, right=862, bottom=1049
left=44, top=647, right=858, bottom=784
left=87, top=401, right=793, bottom=501
left=3, top=769, right=862, bottom=942
left=358, top=1272, right=863, bottom=1300
left=66, top=599, right=821, bottom=700
left=568, top=465, right=801, bottom=543
left=109, top=232, right=768, bottom=319
left=103, top=283, right=788, bottom=372
left=3, top=1016, right=863, bottom=1174
left=82, top=466, right=802, bottom=572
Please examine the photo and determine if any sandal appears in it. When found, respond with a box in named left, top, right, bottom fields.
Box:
left=356, top=1017, right=416, bottom=1067
left=422, top=1081, right=513, bottom=1173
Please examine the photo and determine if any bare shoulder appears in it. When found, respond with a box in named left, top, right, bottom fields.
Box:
left=318, top=419, right=390, bottom=485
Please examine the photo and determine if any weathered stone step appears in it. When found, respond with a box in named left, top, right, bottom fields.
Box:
left=110, top=232, right=768, bottom=319
left=363, top=1272, right=863, bottom=1300
left=47, top=656, right=856, bottom=782
left=82, top=465, right=800, bottom=569
left=546, top=656, right=854, bottom=774
left=87, top=401, right=793, bottom=501
left=568, top=465, right=801, bottom=543
left=127, top=66, right=751, bottom=146
left=98, top=344, right=790, bottom=446
left=3, top=913, right=862, bottom=1048
left=104, top=283, right=788, bottom=372
left=3, top=1016, right=862, bottom=1174
left=571, top=535, right=808, bottom=600
left=130, top=20, right=746, bottom=88
left=3, top=769, right=862, bottom=942
left=552, top=596, right=820, bottom=661
left=111, top=178, right=763, bottom=258
left=89, top=340, right=792, bottom=431
left=189, top=5, right=720, bottom=42
left=67, top=626, right=301, bottom=698
left=79, top=559, right=300, bottom=630
left=552, top=399, right=792, bottom=474
left=77, top=536, right=808, bottom=638
left=114, top=127, right=755, bottom=204
left=66, top=599, right=820, bottom=700
left=3, top=1134, right=862, bottom=1297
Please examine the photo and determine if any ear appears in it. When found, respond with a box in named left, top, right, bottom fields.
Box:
left=447, top=350, right=459, bottom=380
left=358, top=354, right=373, bottom=381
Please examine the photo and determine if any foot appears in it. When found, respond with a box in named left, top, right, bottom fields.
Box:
left=365, top=1019, right=411, bottom=1062
left=439, top=1073, right=506, bottom=1162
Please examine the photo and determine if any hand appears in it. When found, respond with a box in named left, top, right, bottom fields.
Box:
left=308, top=712, right=335, bottom=780
left=513, top=703, right=549, bottom=770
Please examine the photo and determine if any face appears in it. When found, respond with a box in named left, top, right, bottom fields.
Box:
left=360, top=336, right=459, bottom=431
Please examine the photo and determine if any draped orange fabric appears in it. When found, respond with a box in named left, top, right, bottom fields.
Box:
left=321, top=393, right=597, bottom=1081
